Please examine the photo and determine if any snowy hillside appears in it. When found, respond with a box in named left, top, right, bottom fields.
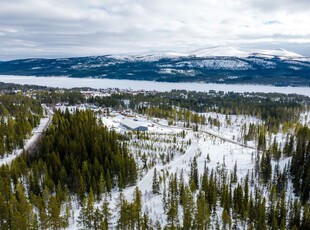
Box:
left=66, top=104, right=308, bottom=229
left=0, top=46, right=309, bottom=86
left=166, top=46, right=303, bottom=58
left=1, top=86, right=309, bottom=229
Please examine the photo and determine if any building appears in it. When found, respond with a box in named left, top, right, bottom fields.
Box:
left=121, top=119, right=148, bottom=131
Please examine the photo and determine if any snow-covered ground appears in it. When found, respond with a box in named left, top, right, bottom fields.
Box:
left=5, top=103, right=301, bottom=229
left=65, top=111, right=269, bottom=227
left=98, top=109, right=306, bottom=227
left=43, top=103, right=306, bottom=229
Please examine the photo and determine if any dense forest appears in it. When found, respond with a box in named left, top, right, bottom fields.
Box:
left=0, top=94, right=42, bottom=157
left=0, top=109, right=137, bottom=229
left=0, top=83, right=309, bottom=229
left=84, top=90, right=307, bottom=132
left=6, top=83, right=306, bottom=132
left=1, top=115, right=309, bottom=229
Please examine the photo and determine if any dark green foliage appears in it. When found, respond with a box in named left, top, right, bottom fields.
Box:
left=0, top=84, right=309, bottom=229
left=128, top=91, right=305, bottom=130
left=36, top=90, right=85, bottom=105
left=117, top=188, right=144, bottom=229
left=33, top=110, right=137, bottom=198
left=0, top=94, right=42, bottom=156
left=260, top=151, right=272, bottom=184
left=194, top=191, right=210, bottom=229
left=190, top=157, right=198, bottom=191
left=152, top=168, right=160, bottom=194
left=291, top=125, right=310, bottom=203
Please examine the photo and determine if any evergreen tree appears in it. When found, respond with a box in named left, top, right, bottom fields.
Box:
left=232, top=161, right=238, bottom=184
left=256, top=197, right=267, bottom=230
left=48, top=196, right=67, bottom=230
left=260, top=151, right=271, bottom=184
left=222, top=209, right=232, bottom=230
left=194, top=192, right=210, bottom=230
left=182, top=186, right=194, bottom=230
left=152, top=168, right=160, bottom=194
left=133, top=187, right=142, bottom=229
left=190, top=157, right=198, bottom=191
left=101, top=196, right=111, bottom=230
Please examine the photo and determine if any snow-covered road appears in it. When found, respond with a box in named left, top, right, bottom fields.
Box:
left=154, top=120, right=257, bottom=151
left=0, top=104, right=53, bottom=166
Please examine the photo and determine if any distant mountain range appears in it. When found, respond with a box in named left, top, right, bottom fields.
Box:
left=0, top=47, right=309, bottom=86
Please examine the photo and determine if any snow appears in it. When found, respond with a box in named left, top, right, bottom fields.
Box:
left=1, top=75, right=310, bottom=97
left=101, top=114, right=178, bottom=134
left=166, top=46, right=304, bottom=58
left=158, top=68, right=197, bottom=75
left=246, top=57, right=276, bottom=68
left=253, top=48, right=304, bottom=59
left=40, top=104, right=307, bottom=229
left=176, top=59, right=251, bottom=70
left=186, top=46, right=251, bottom=58
left=103, top=121, right=258, bottom=227
left=89, top=112, right=259, bottom=227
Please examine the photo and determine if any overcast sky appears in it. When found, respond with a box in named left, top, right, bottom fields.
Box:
left=1, top=0, right=310, bottom=60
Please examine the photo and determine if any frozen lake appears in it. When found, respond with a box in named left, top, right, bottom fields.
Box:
left=0, top=75, right=310, bottom=97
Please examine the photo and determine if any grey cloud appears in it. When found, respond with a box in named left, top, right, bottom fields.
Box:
left=243, top=0, right=310, bottom=12
left=0, top=0, right=309, bottom=60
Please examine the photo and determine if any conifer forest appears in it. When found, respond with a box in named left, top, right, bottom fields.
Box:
left=0, top=83, right=309, bottom=230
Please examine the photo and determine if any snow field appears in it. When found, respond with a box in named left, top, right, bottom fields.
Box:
left=42, top=107, right=309, bottom=229
left=100, top=116, right=260, bottom=227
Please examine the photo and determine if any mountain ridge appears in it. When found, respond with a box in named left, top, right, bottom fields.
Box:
left=0, top=47, right=309, bottom=86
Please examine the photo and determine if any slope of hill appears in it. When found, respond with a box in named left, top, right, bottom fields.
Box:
left=0, top=47, right=309, bottom=86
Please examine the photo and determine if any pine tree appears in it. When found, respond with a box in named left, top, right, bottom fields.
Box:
left=190, top=157, right=198, bottom=191
left=232, top=161, right=238, bottom=184
left=98, top=173, right=106, bottom=199
left=93, top=207, right=103, bottom=230
left=106, top=170, right=112, bottom=193
left=301, top=202, right=310, bottom=229
left=152, top=168, right=160, bottom=194
left=77, top=197, right=87, bottom=229
left=0, top=192, right=9, bottom=229
left=117, top=192, right=131, bottom=229
left=182, top=186, right=194, bottom=229
left=194, top=192, right=210, bottom=230
left=85, top=189, right=95, bottom=229
left=256, top=197, right=267, bottom=230
left=101, top=196, right=111, bottom=230
left=37, top=194, right=49, bottom=230
left=133, top=187, right=142, bottom=229
left=166, top=200, right=178, bottom=230
left=260, top=151, right=271, bottom=184
left=48, top=196, right=66, bottom=229
left=222, top=209, right=232, bottom=230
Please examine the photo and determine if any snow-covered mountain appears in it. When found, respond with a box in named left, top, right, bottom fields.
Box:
left=0, top=47, right=309, bottom=86
left=166, top=46, right=303, bottom=59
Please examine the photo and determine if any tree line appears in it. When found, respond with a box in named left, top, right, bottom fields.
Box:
left=0, top=94, right=42, bottom=157
left=0, top=109, right=137, bottom=229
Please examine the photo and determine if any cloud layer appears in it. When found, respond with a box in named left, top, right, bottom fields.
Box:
left=1, top=0, right=310, bottom=60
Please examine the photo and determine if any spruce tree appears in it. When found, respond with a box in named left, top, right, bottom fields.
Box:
left=101, top=196, right=111, bottom=230
left=152, top=168, right=160, bottom=194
